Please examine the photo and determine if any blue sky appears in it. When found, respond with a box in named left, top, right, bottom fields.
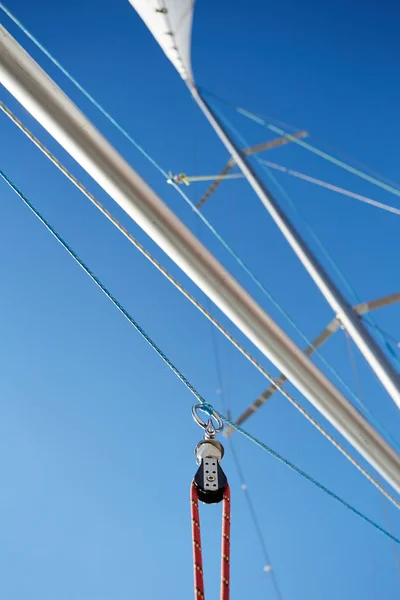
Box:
left=1, top=1, right=400, bottom=598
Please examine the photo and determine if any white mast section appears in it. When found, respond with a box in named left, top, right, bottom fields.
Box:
left=189, top=84, right=400, bottom=409
left=1, top=24, right=400, bottom=493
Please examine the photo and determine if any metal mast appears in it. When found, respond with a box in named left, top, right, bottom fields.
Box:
left=188, top=83, right=400, bottom=410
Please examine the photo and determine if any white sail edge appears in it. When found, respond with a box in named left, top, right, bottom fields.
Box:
left=128, top=0, right=194, bottom=80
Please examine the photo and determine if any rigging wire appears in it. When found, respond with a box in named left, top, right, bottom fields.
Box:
left=195, top=87, right=400, bottom=195
left=0, top=10, right=370, bottom=411
left=177, top=165, right=400, bottom=218
left=229, top=439, right=284, bottom=600
left=2, top=167, right=400, bottom=545
left=262, top=119, right=400, bottom=200
left=344, top=331, right=400, bottom=583
left=2, top=103, right=400, bottom=504
left=258, top=160, right=400, bottom=218
left=205, top=91, right=400, bottom=365
left=363, top=318, right=400, bottom=351
left=0, top=100, right=359, bottom=443
left=210, top=330, right=284, bottom=599
left=218, top=411, right=400, bottom=544
left=0, top=170, right=205, bottom=404
left=200, top=88, right=400, bottom=203
left=209, top=313, right=229, bottom=417
left=382, top=498, right=400, bottom=582
left=205, top=96, right=400, bottom=371
left=344, top=331, right=364, bottom=409
left=306, top=139, right=400, bottom=194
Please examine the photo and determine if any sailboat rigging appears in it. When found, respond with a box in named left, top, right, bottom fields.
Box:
left=1, top=1, right=400, bottom=598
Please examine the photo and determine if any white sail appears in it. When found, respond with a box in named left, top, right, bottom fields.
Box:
left=128, top=0, right=194, bottom=80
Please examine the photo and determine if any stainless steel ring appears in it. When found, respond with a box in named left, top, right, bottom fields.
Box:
left=192, top=404, right=223, bottom=433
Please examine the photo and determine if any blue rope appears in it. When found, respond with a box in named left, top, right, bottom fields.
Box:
left=200, top=88, right=400, bottom=367
left=0, top=168, right=206, bottom=406
left=218, top=413, right=400, bottom=545
left=0, top=2, right=366, bottom=405
left=1, top=168, right=399, bottom=547
left=0, top=3, right=165, bottom=176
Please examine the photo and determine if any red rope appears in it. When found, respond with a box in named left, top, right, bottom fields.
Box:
left=221, top=484, right=231, bottom=600
left=191, top=481, right=231, bottom=600
left=191, top=482, right=205, bottom=600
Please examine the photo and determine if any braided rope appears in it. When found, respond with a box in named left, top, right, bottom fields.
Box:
left=191, top=482, right=231, bottom=600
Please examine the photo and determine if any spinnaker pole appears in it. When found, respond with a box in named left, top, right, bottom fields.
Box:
left=1, top=24, right=400, bottom=493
